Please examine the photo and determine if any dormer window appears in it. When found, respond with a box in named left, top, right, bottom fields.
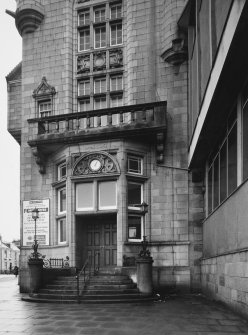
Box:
left=39, top=100, right=51, bottom=117
left=33, top=77, right=56, bottom=118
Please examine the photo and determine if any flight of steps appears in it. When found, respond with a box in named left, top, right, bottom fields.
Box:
left=23, top=272, right=156, bottom=304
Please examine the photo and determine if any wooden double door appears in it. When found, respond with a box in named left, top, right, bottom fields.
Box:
left=84, top=216, right=117, bottom=269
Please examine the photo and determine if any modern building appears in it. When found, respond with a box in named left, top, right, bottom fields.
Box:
left=0, top=236, right=20, bottom=274
left=6, top=0, right=248, bottom=317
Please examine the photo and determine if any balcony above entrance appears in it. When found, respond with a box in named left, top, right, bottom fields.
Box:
left=27, top=101, right=167, bottom=151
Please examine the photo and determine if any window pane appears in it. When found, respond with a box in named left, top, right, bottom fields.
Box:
left=228, top=123, right=237, bottom=195
left=243, top=101, right=248, bottom=181
left=58, top=219, right=66, bottom=243
left=94, top=78, right=106, bottom=94
left=111, top=5, right=122, bottom=19
left=110, top=23, right=122, bottom=46
left=128, top=157, right=142, bottom=174
left=78, top=81, right=90, bottom=96
left=79, top=99, right=90, bottom=112
left=95, top=26, right=106, bottom=48
left=128, top=183, right=142, bottom=208
left=220, top=142, right=227, bottom=203
left=76, top=183, right=94, bottom=210
left=213, top=156, right=219, bottom=209
left=58, top=163, right=66, bottom=180
left=99, top=181, right=116, bottom=209
left=110, top=95, right=123, bottom=108
left=110, top=75, right=123, bottom=91
left=94, top=8, right=105, bottom=22
left=128, top=216, right=142, bottom=240
left=94, top=97, right=106, bottom=110
left=78, top=11, right=90, bottom=25
left=208, top=166, right=212, bottom=215
left=59, top=188, right=66, bottom=213
left=79, top=30, right=90, bottom=51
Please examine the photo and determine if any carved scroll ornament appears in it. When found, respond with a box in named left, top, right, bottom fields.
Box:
left=73, top=152, right=119, bottom=176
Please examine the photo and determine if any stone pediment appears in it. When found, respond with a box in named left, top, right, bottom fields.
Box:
left=33, top=77, right=56, bottom=98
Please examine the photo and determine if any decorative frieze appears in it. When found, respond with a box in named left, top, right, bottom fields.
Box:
left=77, top=55, right=90, bottom=74
left=73, top=152, right=119, bottom=176
left=109, top=49, right=123, bottom=68
left=93, top=52, right=106, bottom=71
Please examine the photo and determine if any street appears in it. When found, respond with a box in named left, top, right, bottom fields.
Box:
left=0, top=275, right=248, bottom=334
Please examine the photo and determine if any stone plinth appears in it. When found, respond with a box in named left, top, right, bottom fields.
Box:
left=136, top=256, right=153, bottom=295
left=28, top=258, right=43, bottom=293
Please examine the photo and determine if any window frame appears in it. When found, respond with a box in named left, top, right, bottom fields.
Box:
left=110, top=4, right=122, bottom=20
left=94, top=6, right=106, bottom=23
left=38, top=100, right=52, bottom=117
left=58, top=187, right=66, bottom=215
left=128, top=215, right=143, bottom=242
left=57, top=162, right=66, bottom=181
left=110, top=22, right=123, bottom=46
left=79, top=28, right=90, bottom=51
left=127, top=181, right=143, bottom=211
left=78, top=80, right=90, bottom=96
left=78, top=10, right=90, bottom=26
left=57, top=218, right=67, bottom=244
left=79, top=99, right=91, bottom=112
left=94, top=25, right=106, bottom=49
left=98, top=181, right=117, bottom=210
left=127, top=156, right=143, bottom=175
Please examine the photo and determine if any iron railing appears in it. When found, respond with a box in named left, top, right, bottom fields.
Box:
left=75, top=258, right=91, bottom=304
left=43, top=256, right=69, bottom=268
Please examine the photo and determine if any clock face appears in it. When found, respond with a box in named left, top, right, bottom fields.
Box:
left=89, top=159, right=101, bottom=171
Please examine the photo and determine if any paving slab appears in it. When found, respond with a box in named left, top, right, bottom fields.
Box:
left=0, top=275, right=248, bottom=334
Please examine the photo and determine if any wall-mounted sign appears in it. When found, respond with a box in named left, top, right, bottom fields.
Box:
left=23, top=199, right=49, bottom=246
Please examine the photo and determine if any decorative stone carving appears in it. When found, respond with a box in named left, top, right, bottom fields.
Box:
left=31, top=147, right=46, bottom=174
left=109, top=49, right=123, bottom=68
left=93, top=52, right=106, bottom=71
left=77, top=55, right=90, bottom=74
left=33, top=77, right=56, bottom=99
left=156, top=132, right=165, bottom=164
left=161, top=38, right=187, bottom=66
left=15, top=2, right=45, bottom=36
left=73, top=152, right=119, bottom=176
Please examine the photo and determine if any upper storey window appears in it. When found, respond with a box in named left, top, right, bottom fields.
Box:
left=94, top=26, right=106, bottom=49
left=110, top=4, right=122, bottom=19
left=78, top=10, right=90, bottom=26
left=94, top=7, right=105, bottom=23
left=110, top=23, right=122, bottom=46
left=39, top=100, right=51, bottom=117
left=79, top=29, right=90, bottom=51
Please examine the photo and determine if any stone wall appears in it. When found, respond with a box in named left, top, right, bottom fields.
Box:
left=201, top=251, right=248, bottom=319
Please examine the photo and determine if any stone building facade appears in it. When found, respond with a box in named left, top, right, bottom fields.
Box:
left=7, top=0, right=204, bottom=295
left=8, top=0, right=248, bottom=317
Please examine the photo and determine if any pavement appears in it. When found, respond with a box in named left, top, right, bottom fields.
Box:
left=1, top=275, right=248, bottom=334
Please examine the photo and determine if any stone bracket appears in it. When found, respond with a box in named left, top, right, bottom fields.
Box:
left=32, top=147, right=46, bottom=174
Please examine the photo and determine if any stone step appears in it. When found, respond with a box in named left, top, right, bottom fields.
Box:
left=87, top=283, right=137, bottom=290
left=84, top=288, right=139, bottom=295
left=39, top=289, right=79, bottom=294
left=23, top=295, right=156, bottom=304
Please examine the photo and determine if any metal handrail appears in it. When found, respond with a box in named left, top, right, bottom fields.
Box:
left=75, top=257, right=91, bottom=304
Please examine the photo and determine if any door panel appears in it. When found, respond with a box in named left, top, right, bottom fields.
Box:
left=84, top=216, right=117, bottom=268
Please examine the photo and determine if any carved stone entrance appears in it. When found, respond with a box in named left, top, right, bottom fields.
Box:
left=78, top=215, right=117, bottom=269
